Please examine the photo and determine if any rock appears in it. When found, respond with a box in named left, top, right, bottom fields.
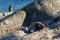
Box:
left=13, top=30, right=26, bottom=37
left=0, top=27, right=60, bottom=40
left=48, top=21, right=60, bottom=29
left=4, top=20, right=9, bottom=25
left=35, top=0, right=60, bottom=17
left=34, top=0, right=42, bottom=10
left=52, top=33, right=60, bottom=39
left=21, top=0, right=53, bottom=26
left=0, top=0, right=60, bottom=40
left=0, top=11, right=26, bottom=31
left=22, top=28, right=56, bottom=40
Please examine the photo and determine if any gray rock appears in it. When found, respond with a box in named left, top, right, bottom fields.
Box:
left=0, top=27, right=60, bottom=40
left=35, top=0, right=60, bottom=17
left=21, top=0, right=53, bottom=26
left=22, top=28, right=55, bottom=40
left=0, top=11, right=26, bottom=30
left=13, top=30, right=26, bottom=37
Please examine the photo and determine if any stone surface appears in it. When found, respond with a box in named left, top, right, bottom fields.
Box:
left=0, top=27, right=60, bottom=40
left=21, top=0, right=60, bottom=27
left=13, top=30, right=26, bottom=37
left=35, top=0, right=60, bottom=17
left=22, top=2, right=52, bottom=26
left=0, top=11, right=26, bottom=31
left=0, top=0, right=60, bottom=40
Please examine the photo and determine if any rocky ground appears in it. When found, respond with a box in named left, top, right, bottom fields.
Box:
left=0, top=11, right=26, bottom=36
left=0, top=0, right=60, bottom=40
left=0, top=21, right=60, bottom=40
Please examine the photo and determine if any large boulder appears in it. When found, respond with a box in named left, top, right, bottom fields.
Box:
left=35, top=0, right=60, bottom=17
left=0, top=11, right=26, bottom=30
left=21, top=2, right=52, bottom=26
